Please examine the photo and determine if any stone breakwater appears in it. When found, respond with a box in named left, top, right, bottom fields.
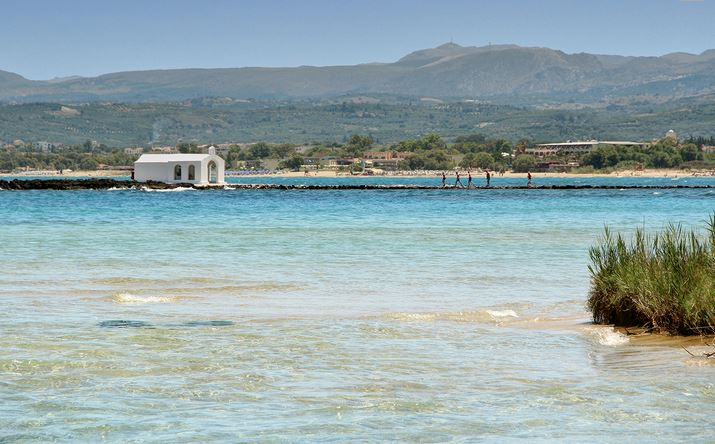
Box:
left=2, top=178, right=715, bottom=191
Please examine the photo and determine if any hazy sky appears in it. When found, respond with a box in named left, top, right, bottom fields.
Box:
left=2, top=0, right=714, bottom=80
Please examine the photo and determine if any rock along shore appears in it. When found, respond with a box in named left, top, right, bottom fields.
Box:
left=2, top=178, right=715, bottom=191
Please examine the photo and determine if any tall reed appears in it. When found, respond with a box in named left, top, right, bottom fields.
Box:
left=587, top=215, right=715, bottom=335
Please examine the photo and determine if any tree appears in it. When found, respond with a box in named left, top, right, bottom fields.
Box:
left=460, top=153, right=477, bottom=168
left=651, top=151, right=679, bottom=168
left=514, top=138, right=532, bottom=155
left=460, top=152, right=493, bottom=169
left=344, top=134, right=373, bottom=157
left=279, top=154, right=304, bottom=171
left=271, top=144, right=295, bottom=159
left=512, top=155, right=536, bottom=173
left=582, top=146, right=619, bottom=169
left=402, top=149, right=453, bottom=170
left=473, top=152, right=494, bottom=170
left=680, top=143, right=700, bottom=162
left=421, top=133, right=446, bottom=150
left=348, top=134, right=373, bottom=149
left=177, top=143, right=200, bottom=153
left=249, top=142, right=271, bottom=159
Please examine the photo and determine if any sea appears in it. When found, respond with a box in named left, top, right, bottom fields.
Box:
left=1, top=175, right=715, bottom=442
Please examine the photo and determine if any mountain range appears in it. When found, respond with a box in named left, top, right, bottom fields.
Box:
left=2, top=43, right=715, bottom=104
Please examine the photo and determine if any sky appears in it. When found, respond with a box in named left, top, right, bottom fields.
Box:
left=2, top=0, right=714, bottom=80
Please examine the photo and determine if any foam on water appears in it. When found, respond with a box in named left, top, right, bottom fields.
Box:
left=585, top=326, right=630, bottom=346
left=387, top=309, right=520, bottom=324
left=486, top=309, right=519, bottom=318
left=140, top=186, right=196, bottom=192
left=110, top=292, right=176, bottom=304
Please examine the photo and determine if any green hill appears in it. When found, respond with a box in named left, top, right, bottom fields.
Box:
left=2, top=97, right=714, bottom=146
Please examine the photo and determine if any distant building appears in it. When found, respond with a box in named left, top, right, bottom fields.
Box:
left=362, top=151, right=413, bottom=169
left=665, top=129, right=678, bottom=141
left=323, top=157, right=355, bottom=168
left=363, top=151, right=413, bottom=161
left=133, top=146, right=225, bottom=185
left=200, top=144, right=230, bottom=157
left=301, top=156, right=355, bottom=170
left=150, top=146, right=178, bottom=154
left=527, top=140, right=648, bottom=157
left=124, top=147, right=144, bottom=155
left=33, top=141, right=60, bottom=152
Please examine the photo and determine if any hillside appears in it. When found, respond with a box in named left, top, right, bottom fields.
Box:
left=1, top=43, right=715, bottom=104
left=2, top=96, right=714, bottom=146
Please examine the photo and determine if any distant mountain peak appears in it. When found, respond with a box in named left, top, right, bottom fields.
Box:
left=436, top=42, right=462, bottom=49
left=1, top=43, right=715, bottom=104
left=398, top=42, right=476, bottom=65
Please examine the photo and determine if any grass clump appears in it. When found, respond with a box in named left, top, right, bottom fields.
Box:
left=587, top=215, right=715, bottom=335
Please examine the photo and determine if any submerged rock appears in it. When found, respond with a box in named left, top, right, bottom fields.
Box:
left=98, top=319, right=152, bottom=328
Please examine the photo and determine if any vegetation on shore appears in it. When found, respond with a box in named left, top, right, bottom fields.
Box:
left=587, top=216, right=715, bottom=335
left=2, top=129, right=715, bottom=174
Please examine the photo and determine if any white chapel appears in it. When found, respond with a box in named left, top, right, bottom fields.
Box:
left=133, top=146, right=225, bottom=185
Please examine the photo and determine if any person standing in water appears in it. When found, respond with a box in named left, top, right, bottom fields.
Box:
left=441, top=172, right=446, bottom=188
left=527, top=171, right=533, bottom=187
left=485, top=170, right=491, bottom=187
left=455, top=171, right=464, bottom=188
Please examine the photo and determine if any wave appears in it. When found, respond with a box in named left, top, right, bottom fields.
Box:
left=486, top=309, right=519, bottom=318
left=140, top=186, right=196, bottom=192
left=585, top=326, right=629, bottom=346
left=386, top=308, right=520, bottom=324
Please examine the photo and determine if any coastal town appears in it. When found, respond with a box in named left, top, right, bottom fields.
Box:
left=3, top=129, right=715, bottom=177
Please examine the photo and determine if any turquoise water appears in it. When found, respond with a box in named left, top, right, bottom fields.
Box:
left=2, top=182, right=715, bottom=441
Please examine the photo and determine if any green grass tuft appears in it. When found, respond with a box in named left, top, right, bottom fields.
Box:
left=587, top=215, right=715, bottom=335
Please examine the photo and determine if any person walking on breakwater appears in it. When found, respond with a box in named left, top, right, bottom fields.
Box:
left=467, top=171, right=475, bottom=189
left=527, top=171, right=533, bottom=187
left=441, top=172, right=446, bottom=188
left=455, top=171, right=464, bottom=188
left=485, top=170, right=491, bottom=187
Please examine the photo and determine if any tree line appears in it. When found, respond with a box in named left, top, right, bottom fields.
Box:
left=2, top=133, right=714, bottom=172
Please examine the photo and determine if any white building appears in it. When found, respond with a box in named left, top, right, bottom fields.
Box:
left=527, top=140, right=649, bottom=157
left=124, top=147, right=145, bottom=155
left=133, top=147, right=225, bottom=185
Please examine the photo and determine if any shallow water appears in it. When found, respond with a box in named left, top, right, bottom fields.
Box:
left=1, top=182, right=715, bottom=441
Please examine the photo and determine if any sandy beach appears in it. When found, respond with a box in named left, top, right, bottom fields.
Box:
left=0, top=169, right=130, bottom=178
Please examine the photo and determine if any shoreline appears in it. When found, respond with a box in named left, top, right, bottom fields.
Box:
left=3, top=178, right=715, bottom=191
left=1, top=168, right=713, bottom=180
